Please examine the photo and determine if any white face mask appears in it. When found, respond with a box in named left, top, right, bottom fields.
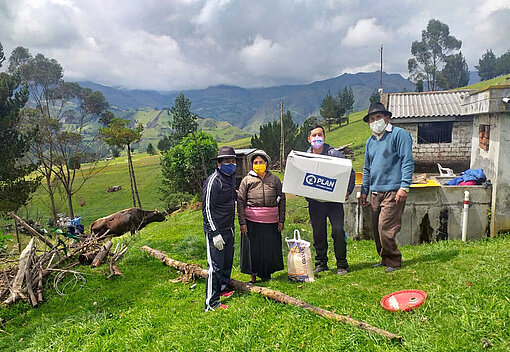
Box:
left=370, top=118, right=387, bottom=134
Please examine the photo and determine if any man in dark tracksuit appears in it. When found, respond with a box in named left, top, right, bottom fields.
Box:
left=306, top=125, right=356, bottom=275
left=203, top=146, right=237, bottom=311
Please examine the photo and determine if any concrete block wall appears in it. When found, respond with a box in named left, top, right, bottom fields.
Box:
left=343, top=183, right=491, bottom=245
left=393, top=121, right=473, bottom=172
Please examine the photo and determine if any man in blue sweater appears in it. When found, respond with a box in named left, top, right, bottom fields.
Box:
left=306, top=125, right=356, bottom=275
left=360, top=102, right=414, bottom=273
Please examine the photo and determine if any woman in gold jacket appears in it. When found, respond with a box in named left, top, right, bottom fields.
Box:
left=237, top=150, right=286, bottom=283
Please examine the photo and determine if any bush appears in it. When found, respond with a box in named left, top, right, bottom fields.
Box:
left=160, top=131, right=218, bottom=195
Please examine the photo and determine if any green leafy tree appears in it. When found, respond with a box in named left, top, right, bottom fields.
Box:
left=336, top=87, right=354, bottom=125
left=295, top=115, right=319, bottom=151
left=415, top=80, right=424, bottom=92
left=146, top=143, right=156, bottom=155
left=99, top=118, right=144, bottom=208
left=157, top=136, right=173, bottom=152
left=320, top=93, right=338, bottom=131
left=475, top=49, right=497, bottom=81
left=408, top=19, right=462, bottom=91
left=0, top=42, right=39, bottom=214
left=251, top=111, right=299, bottom=164
left=495, top=50, right=510, bottom=76
left=9, top=47, right=109, bottom=219
left=369, top=90, right=380, bottom=104
left=170, top=93, right=207, bottom=180
left=439, top=52, right=470, bottom=89
left=160, top=132, right=217, bottom=196
left=9, top=47, right=64, bottom=221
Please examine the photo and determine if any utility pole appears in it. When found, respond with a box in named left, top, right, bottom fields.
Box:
left=379, top=44, right=383, bottom=95
left=280, top=100, right=284, bottom=173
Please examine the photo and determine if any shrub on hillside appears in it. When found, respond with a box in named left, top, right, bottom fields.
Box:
left=160, top=131, right=218, bottom=195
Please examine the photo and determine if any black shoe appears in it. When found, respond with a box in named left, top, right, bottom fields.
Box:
left=372, top=262, right=384, bottom=268
left=313, top=265, right=329, bottom=273
left=385, top=266, right=400, bottom=273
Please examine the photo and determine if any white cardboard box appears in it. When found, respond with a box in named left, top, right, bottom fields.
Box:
left=282, top=150, right=352, bottom=203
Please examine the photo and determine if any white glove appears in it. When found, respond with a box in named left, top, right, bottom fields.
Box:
left=212, top=234, right=225, bottom=251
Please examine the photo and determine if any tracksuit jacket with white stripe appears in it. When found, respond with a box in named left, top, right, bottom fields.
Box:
left=202, top=168, right=236, bottom=233
left=202, top=168, right=236, bottom=311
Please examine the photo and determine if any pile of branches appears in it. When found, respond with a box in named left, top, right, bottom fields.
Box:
left=0, top=212, right=127, bottom=307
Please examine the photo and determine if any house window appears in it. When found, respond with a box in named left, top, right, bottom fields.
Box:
left=479, top=124, right=490, bottom=151
left=417, top=122, right=453, bottom=144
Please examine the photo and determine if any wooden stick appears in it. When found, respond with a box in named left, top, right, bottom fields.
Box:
left=91, top=240, right=112, bottom=267
left=9, top=212, right=54, bottom=248
left=37, top=269, right=43, bottom=303
left=141, top=246, right=402, bottom=341
left=25, top=252, right=38, bottom=307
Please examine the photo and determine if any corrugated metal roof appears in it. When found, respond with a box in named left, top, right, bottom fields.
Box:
left=387, top=90, right=473, bottom=119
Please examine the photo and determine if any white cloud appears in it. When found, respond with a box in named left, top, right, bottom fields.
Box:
left=341, top=18, right=390, bottom=48
left=1, top=0, right=507, bottom=90
left=239, top=35, right=286, bottom=75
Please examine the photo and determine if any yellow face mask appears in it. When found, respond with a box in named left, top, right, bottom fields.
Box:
left=253, top=163, right=267, bottom=175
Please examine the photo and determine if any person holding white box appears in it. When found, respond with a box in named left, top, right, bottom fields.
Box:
left=306, top=125, right=355, bottom=275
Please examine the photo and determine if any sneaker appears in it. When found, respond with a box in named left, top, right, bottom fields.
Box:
left=336, top=268, right=348, bottom=275
left=385, top=266, right=400, bottom=273
left=313, top=265, right=329, bottom=273
left=217, top=304, right=228, bottom=310
left=372, top=262, right=384, bottom=268
left=220, top=290, right=234, bottom=298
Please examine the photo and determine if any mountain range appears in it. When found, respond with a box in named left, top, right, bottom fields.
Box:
left=78, top=71, right=415, bottom=132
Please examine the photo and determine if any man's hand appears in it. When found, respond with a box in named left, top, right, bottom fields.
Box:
left=212, top=234, right=225, bottom=250
left=240, top=225, right=248, bottom=235
left=360, top=193, right=370, bottom=207
left=395, top=188, right=408, bottom=204
left=278, top=222, right=284, bottom=232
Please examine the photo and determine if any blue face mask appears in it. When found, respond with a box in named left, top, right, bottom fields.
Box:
left=220, top=163, right=236, bottom=176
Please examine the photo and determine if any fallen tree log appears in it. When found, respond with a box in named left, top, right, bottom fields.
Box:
left=141, top=245, right=402, bottom=341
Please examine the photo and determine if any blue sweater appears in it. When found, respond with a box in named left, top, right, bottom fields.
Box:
left=361, top=126, right=414, bottom=194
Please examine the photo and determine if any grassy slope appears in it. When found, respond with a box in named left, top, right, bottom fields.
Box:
left=1, top=200, right=509, bottom=351
left=454, top=73, right=510, bottom=90
left=20, top=153, right=165, bottom=227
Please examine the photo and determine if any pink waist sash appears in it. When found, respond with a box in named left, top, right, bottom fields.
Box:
left=245, top=206, right=279, bottom=224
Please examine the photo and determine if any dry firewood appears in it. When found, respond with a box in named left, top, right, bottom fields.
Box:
left=91, top=240, right=112, bottom=267
left=141, top=245, right=402, bottom=342
left=9, top=212, right=54, bottom=248
left=37, top=269, right=43, bottom=303
left=106, top=244, right=128, bottom=279
left=3, top=238, right=34, bottom=305
left=25, top=252, right=38, bottom=307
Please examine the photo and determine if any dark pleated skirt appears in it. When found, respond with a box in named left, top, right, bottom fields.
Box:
left=240, top=220, right=284, bottom=279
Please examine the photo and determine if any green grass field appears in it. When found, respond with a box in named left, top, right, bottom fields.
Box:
left=454, top=73, right=510, bottom=91
left=15, top=153, right=166, bottom=228
left=1, top=197, right=509, bottom=351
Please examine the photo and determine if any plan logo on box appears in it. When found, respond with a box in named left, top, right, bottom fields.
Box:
left=303, top=173, right=337, bottom=192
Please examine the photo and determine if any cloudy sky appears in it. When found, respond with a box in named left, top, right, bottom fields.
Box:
left=1, top=0, right=509, bottom=91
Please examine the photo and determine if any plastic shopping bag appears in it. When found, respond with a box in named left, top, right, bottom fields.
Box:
left=285, top=229, right=315, bottom=282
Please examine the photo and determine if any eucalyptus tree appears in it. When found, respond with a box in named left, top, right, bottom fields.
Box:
left=408, top=19, right=462, bottom=91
